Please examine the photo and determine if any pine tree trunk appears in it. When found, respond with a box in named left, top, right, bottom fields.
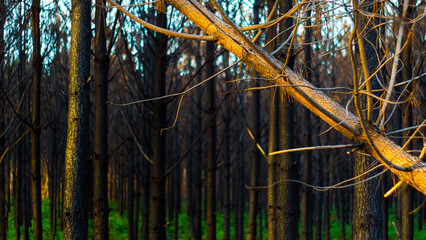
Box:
left=302, top=7, right=313, bottom=240
left=400, top=2, right=415, bottom=238
left=149, top=2, right=167, bottom=239
left=235, top=130, right=245, bottom=240
left=223, top=50, right=232, bottom=240
left=141, top=159, right=150, bottom=240
left=93, top=0, right=109, bottom=239
left=63, top=0, right=91, bottom=238
left=352, top=1, right=383, bottom=239
left=127, top=153, right=135, bottom=240
left=247, top=2, right=260, bottom=239
left=266, top=1, right=277, bottom=238
left=275, top=0, right=299, bottom=238
left=30, top=1, right=43, bottom=239
left=206, top=20, right=217, bottom=240
left=0, top=1, right=6, bottom=237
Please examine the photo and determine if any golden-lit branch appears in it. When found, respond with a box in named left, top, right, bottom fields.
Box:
left=106, top=0, right=216, bottom=41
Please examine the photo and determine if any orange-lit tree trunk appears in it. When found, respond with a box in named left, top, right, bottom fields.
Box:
left=63, top=0, right=91, bottom=239
left=266, top=1, right=277, bottom=239
left=351, top=0, right=383, bottom=239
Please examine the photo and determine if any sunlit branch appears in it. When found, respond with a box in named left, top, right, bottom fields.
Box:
left=107, top=0, right=216, bottom=41
left=240, top=0, right=308, bottom=32
left=269, top=144, right=362, bottom=156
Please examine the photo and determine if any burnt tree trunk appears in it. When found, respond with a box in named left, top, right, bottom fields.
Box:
left=93, top=0, right=110, bottom=239
left=149, top=1, right=167, bottom=239
left=63, top=0, right=91, bottom=238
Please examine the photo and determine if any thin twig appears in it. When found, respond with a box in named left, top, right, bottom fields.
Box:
left=107, top=0, right=216, bottom=41
left=269, top=144, right=362, bottom=156
left=377, top=0, right=410, bottom=128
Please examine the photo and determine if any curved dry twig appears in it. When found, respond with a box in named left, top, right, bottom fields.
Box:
left=107, top=0, right=217, bottom=41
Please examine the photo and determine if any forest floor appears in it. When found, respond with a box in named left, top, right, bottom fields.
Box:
left=6, top=199, right=426, bottom=239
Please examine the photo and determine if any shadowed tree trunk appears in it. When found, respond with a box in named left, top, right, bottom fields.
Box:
left=15, top=10, right=27, bottom=239
left=193, top=43, right=203, bottom=240
left=30, top=1, right=42, bottom=239
left=128, top=151, right=135, bottom=240
left=63, top=0, right=91, bottom=238
left=49, top=121, right=58, bottom=240
left=141, top=158, right=150, bottom=240
left=400, top=2, right=415, bottom=239
left=266, top=1, right=277, bottom=239
left=206, top=8, right=217, bottom=239
left=235, top=130, right=245, bottom=240
left=93, top=0, right=109, bottom=239
left=275, top=0, right=299, bottom=238
left=223, top=51, right=231, bottom=240
left=149, top=1, right=167, bottom=239
left=302, top=5, right=313, bottom=240
left=0, top=0, right=7, bottom=238
left=246, top=1, right=261, bottom=239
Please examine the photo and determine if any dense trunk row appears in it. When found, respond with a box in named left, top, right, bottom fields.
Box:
left=0, top=1, right=424, bottom=240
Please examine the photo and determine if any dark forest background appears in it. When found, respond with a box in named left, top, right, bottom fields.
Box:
left=0, top=0, right=425, bottom=239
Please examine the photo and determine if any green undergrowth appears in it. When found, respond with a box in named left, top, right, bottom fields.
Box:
left=5, top=199, right=426, bottom=239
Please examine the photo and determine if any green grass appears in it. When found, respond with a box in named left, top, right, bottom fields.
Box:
left=5, top=199, right=426, bottom=239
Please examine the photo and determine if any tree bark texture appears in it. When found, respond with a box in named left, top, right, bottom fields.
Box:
left=302, top=6, right=313, bottom=240
left=206, top=10, right=217, bottom=239
left=223, top=51, right=231, bottom=240
left=352, top=1, right=383, bottom=239
left=400, top=2, right=415, bottom=239
left=275, top=0, right=299, bottom=239
left=31, top=1, right=43, bottom=239
left=127, top=155, right=135, bottom=240
left=149, top=1, right=167, bottom=239
left=93, top=0, right=110, bottom=239
left=266, top=1, right=277, bottom=239
left=246, top=2, right=260, bottom=240
left=63, top=0, right=91, bottom=239
left=0, top=0, right=7, bottom=238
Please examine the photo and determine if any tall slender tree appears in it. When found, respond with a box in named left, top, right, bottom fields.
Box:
left=275, top=0, right=299, bottom=238
left=149, top=1, right=167, bottom=239
left=206, top=5, right=217, bottom=239
left=247, top=2, right=261, bottom=239
left=301, top=5, right=313, bottom=240
left=31, top=0, right=43, bottom=239
left=63, top=0, right=91, bottom=238
left=351, top=0, right=383, bottom=238
left=223, top=50, right=232, bottom=240
left=0, top=0, right=6, bottom=238
left=93, top=0, right=110, bottom=239
left=266, top=1, right=278, bottom=239
left=399, top=2, right=415, bottom=240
